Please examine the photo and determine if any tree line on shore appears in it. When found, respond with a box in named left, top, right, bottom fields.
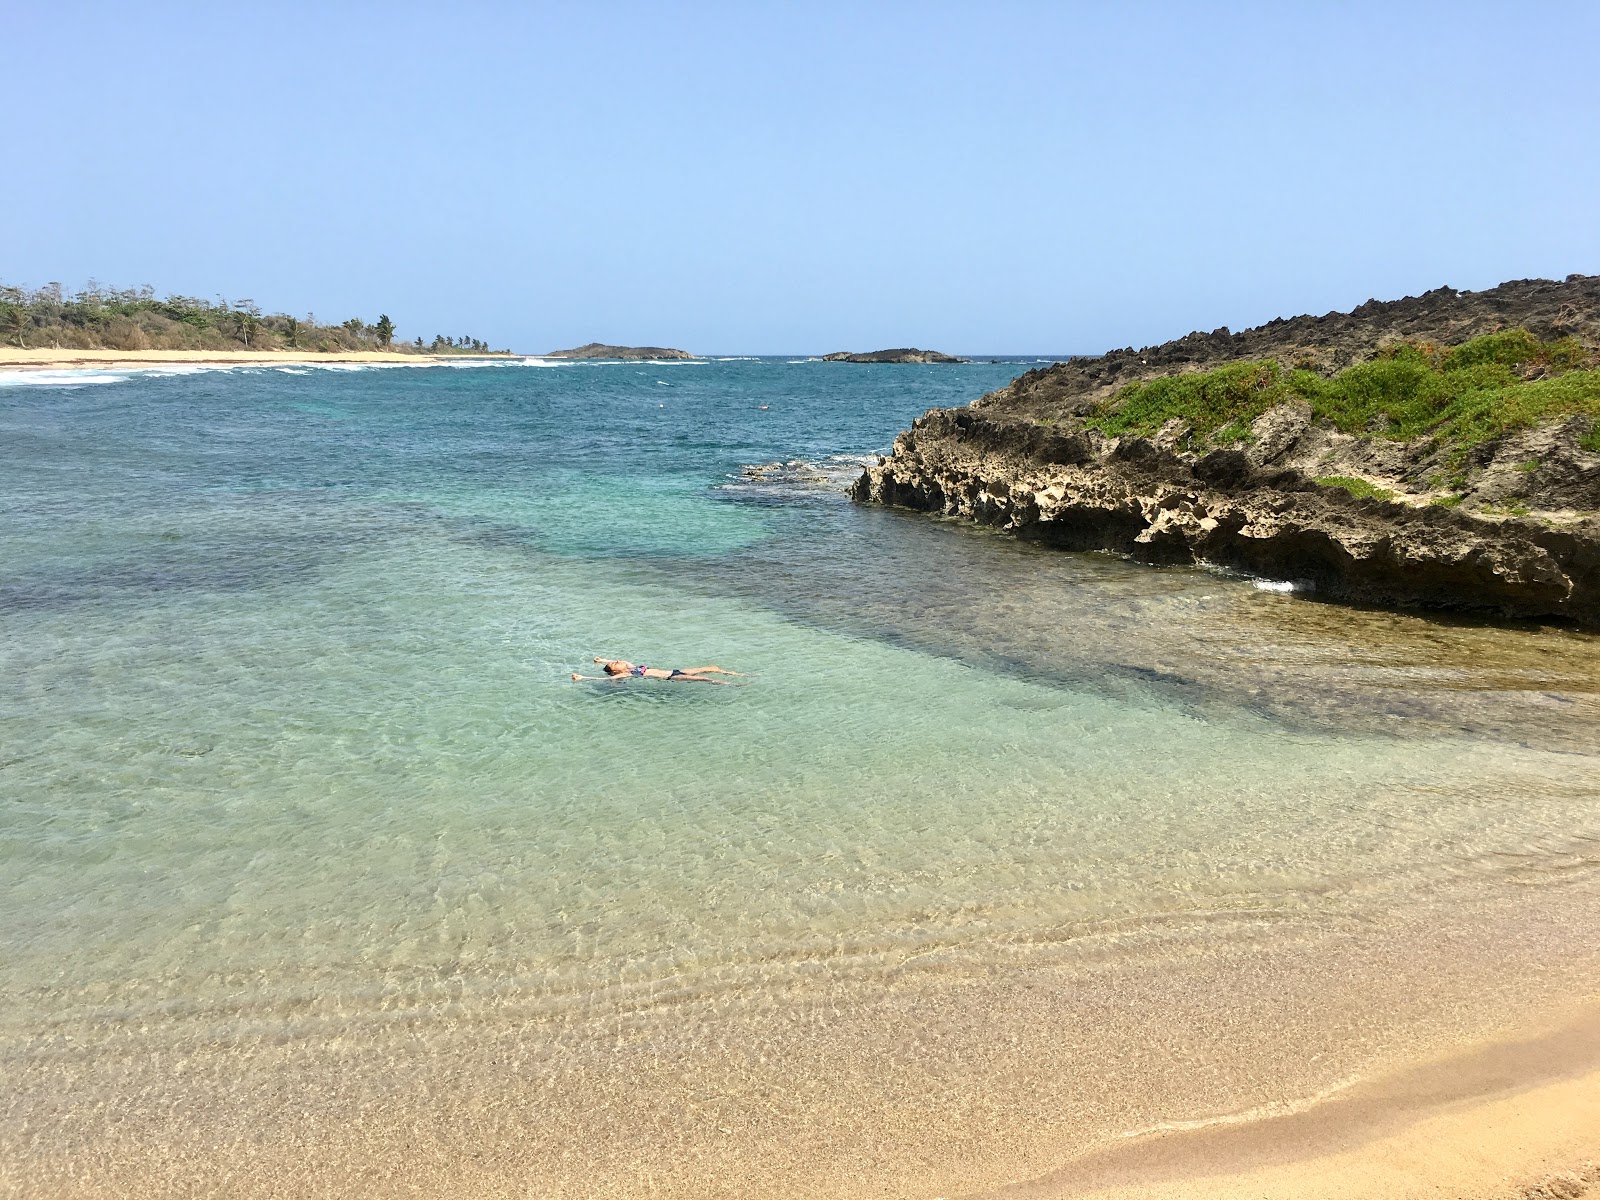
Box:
left=0, top=281, right=511, bottom=355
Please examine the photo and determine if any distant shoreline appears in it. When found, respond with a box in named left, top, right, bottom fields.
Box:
left=0, top=348, right=517, bottom=371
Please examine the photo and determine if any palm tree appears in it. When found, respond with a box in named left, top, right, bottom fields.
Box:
left=375, top=314, right=394, bottom=348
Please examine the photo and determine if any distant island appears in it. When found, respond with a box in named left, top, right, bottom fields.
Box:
left=545, top=343, right=697, bottom=360
left=822, top=348, right=971, bottom=364
left=0, top=281, right=513, bottom=357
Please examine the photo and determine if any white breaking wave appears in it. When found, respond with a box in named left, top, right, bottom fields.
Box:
left=0, top=359, right=476, bottom=387
left=138, top=364, right=230, bottom=377
left=0, top=370, right=127, bottom=388
left=1199, top=562, right=1313, bottom=595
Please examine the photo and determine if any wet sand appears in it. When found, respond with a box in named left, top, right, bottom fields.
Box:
left=1029, top=1076, right=1600, bottom=1199
left=1000, top=1007, right=1600, bottom=1200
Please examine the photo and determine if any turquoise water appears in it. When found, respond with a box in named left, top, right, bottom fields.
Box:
left=4, top=358, right=1600, bottom=1195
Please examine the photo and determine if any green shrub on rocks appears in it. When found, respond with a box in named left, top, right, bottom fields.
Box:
left=1314, top=475, right=1395, bottom=501
left=1087, top=330, right=1600, bottom=455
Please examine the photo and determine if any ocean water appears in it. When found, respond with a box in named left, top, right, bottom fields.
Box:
left=3, top=359, right=1600, bottom=1197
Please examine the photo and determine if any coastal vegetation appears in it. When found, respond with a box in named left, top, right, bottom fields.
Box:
left=1084, top=329, right=1600, bottom=455
left=822, top=348, right=971, bottom=363
left=1313, top=475, right=1395, bottom=501
left=0, top=281, right=512, bottom=355
left=544, top=343, right=696, bottom=360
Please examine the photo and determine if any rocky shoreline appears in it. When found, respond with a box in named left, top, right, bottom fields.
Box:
left=853, top=276, right=1600, bottom=626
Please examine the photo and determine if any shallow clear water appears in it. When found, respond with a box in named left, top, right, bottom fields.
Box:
left=3, top=359, right=1599, bottom=1196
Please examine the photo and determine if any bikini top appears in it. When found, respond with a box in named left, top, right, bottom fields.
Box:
left=630, top=664, right=648, bottom=676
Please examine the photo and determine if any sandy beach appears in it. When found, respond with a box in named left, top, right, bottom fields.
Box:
left=0, top=347, right=515, bottom=370
left=1016, top=1008, right=1600, bottom=1200
left=12, top=980, right=1600, bottom=1199
left=1060, top=1075, right=1600, bottom=1200
left=9, top=871, right=1600, bottom=1199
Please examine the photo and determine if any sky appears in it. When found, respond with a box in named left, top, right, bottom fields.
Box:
left=6, top=1, right=1599, bottom=355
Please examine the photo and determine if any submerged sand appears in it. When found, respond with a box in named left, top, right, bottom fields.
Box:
left=6, top=872, right=1600, bottom=1199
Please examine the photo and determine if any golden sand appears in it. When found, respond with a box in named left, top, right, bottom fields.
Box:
left=995, top=1004, right=1600, bottom=1200
left=4, top=349, right=1597, bottom=1198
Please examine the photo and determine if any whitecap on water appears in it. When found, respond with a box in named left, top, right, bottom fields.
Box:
left=0, top=370, right=126, bottom=387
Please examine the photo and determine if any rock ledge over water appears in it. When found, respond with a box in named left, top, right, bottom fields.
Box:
left=853, top=276, right=1600, bottom=626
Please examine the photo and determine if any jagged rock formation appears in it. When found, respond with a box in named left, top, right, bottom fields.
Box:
left=544, top=343, right=696, bottom=360
left=822, top=348, right=971, bottom=363
left=853, top=276, right=1600, bottom=625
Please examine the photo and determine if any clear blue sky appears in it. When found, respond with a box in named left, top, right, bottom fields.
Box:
left=7, top=2, right=1599, bottom=354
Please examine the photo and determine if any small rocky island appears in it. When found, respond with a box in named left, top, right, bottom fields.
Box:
left=822, top=348, right=971, bottom=364
left=544, top=343, right=697, bottom=360
left=854, top=275, right=1600, bottom=626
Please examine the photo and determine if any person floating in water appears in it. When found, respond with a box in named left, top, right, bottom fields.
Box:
left=570, top=658, right=744, bottom=684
